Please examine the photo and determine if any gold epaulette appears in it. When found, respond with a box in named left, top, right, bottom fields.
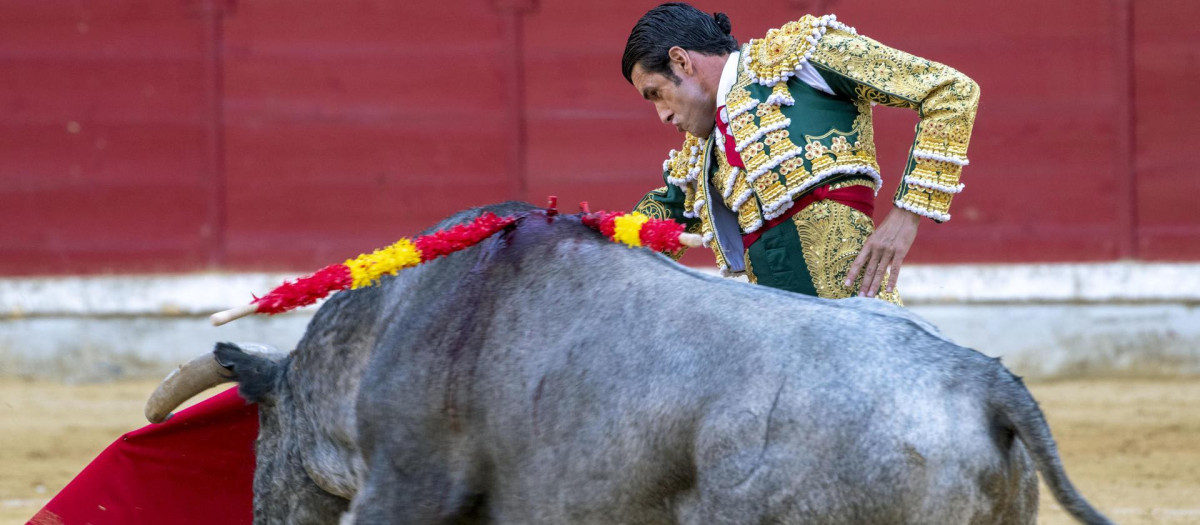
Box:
left=662, top=133, right=705, bottom=219
left=663, top=133, right=704, bottom=191
left=741, top=14, right=856, bottom=88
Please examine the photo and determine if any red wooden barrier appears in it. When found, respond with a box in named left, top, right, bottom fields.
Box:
left=1, top=0, right=1196, bottom=275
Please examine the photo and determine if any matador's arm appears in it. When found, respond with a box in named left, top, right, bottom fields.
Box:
left=634, top=140, right=703, bottom=260
left=809, top=26, right=980, bottom=222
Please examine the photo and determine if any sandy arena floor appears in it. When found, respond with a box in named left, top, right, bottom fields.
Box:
left=1, top=378, right=1198, bottom=524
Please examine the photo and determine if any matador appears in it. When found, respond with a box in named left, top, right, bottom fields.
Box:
left=623, top=3, right=979, bottom=302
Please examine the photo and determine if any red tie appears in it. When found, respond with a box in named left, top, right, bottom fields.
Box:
left=715, top=106, right=746, bottom=169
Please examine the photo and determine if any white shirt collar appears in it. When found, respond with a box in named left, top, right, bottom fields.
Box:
left=716, top=51, right=740, bottom=114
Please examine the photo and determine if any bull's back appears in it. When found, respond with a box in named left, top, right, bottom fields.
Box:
left=350, top=214, right=1033, bottom=523
left=467, top=256, right=995, bottom=521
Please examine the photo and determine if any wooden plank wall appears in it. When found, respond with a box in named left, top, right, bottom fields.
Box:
left=1, top=0, right=1195, bottom=275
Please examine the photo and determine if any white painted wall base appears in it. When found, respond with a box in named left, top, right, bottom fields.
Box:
left=911, top=304, right=1200, bottom=378
left=2, top=264, right=1199, bottom=381
left=0, top=315, right=314, bottom=383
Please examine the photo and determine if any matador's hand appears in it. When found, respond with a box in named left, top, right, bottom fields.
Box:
left=845, top=207, right=921, bottom=297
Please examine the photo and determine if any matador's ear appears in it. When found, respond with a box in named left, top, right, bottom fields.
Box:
left=668, top=46, right=694, bottom=76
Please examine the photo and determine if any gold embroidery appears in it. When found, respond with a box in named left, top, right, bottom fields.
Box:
left=897, top=183, right=953, bottom=220
left=778, top=156, right=807, bottom=177
left=711, top=149, right=733, bottom=198
left=742, top=141, right=766, bottom=162
left=745, top=19, right=818, bottom=82
left=633, top=187, right=672, bottom=220
left=712, top=147, right=763, bottom=233
left=634, top=186, right=697, bottom=261
left=908, top=158, right=964, bottom=191
left=854, top=84, right=915, bottom=110
left=768, top=82, right=794, bottom=105
left=730, top=111, right=758, bottom=144
left=850, top=99, right=878, bottom=158
left=691, top=144, right=729, bottom=272
left=729, top=102, right=806, bottom=214
left=915, top=119, right=970, bottom=160
left=743, top=251, right=758, bottom=284
left=876, top=273, right=903, bottom=306
left=803, top=140, right=828, bottom=160
left=764, top=129, right=788, bottom=147
left=764, top=129, right=803, bottom=171
left=829, top=178, right=875, bottom=190
left=756, top=179, right=789, bottom=213
left=668, top=13, right=977, bottom=273
left=802, top=128, right=878, bottom=181
left=735, top=188, right=762, bottom=233
left=725, top=80, right=758, bottom=118
left=742, top=15, right=849, bottom=86
left=829, top=135, right=850, bottom=153
left=810, top=25, right=978, bottom=221
left=665, top=134, right=704, bottom=187
left=758, top=104, right=788, bottom=130
left=663, top=134, right=705, bottom=218
left=729, top=43, right=880, bottom=220
left=792, top=200, right=902, bottom=305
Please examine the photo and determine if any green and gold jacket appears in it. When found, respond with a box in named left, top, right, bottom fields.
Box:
left=635, top=14, right=980, bottom=275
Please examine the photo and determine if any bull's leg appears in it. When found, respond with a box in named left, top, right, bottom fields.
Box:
left=681, top=387, right=943, bottom=525
left=678, top=385, right=804, bottom=525
left=253, top=449, right=352, bottom=524
left=684, top=454, right=947, bottom=525
left=347, top=448, right=485, bottom=524
left=269, top=472, right=352, bottom=525
left=682, top=452, right=834, bottom=525
left=977, top=439, right=1039, bottom=524
left=251, top=399, right=353, bottom=524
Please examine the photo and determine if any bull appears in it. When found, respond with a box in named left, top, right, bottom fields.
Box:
left=147, top=201, right=1112, bottom=524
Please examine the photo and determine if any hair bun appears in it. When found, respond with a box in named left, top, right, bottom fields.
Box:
left=713, top=12, right=732, bottom=35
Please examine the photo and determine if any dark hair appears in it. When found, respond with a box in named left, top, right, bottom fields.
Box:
left=621, top=3, right=738, bottom=84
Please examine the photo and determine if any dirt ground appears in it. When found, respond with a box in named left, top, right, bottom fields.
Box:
left=1, top=378, right=1198, bottom=525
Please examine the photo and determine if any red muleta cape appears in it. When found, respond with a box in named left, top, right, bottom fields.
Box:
left=29, top=388, right=257, bottom=525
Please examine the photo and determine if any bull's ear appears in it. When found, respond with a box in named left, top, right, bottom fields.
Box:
left=213, top=342, right=286, bottom=405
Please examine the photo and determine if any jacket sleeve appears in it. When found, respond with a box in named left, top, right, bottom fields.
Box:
left=634, top=150, right=701, bottom=260
left=808, top=25, right=980, bottom=222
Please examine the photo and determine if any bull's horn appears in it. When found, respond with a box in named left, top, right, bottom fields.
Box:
left=144, top=352, right=234, bottom=424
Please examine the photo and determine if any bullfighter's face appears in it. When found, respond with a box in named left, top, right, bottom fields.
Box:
left=631, top=50, right=717, bottom=139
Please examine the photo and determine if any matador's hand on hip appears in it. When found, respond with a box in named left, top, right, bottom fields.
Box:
left=845, top=207, right=921, bottom=298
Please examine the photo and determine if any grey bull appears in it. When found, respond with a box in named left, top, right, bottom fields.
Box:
left=148, top=202, right=1112, bottom=524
